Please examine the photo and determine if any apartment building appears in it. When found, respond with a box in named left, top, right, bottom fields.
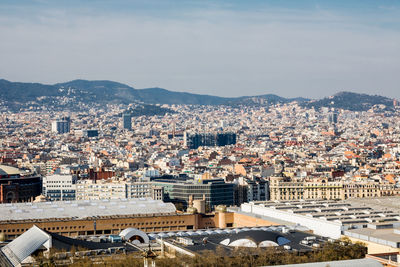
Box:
left=269, top=176, right=400, bottom=201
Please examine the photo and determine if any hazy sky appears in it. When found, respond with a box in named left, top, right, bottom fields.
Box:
left=1, top=0, right=399, bottom=98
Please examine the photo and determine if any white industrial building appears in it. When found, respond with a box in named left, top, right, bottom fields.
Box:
left=240, top=200, right=400, bottom=239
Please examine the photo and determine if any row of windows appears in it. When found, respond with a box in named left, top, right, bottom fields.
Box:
left=45, top=185, right=74, bottom=188
left=45, top=180, right=73, bottom=184
left=0, top=225, right=86, bottom=233
left=112, top=220, right=186, bottom=227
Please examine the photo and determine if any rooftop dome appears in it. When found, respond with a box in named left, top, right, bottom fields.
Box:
left=218, top=230, right=291, bottom=248
left=0, top=165, right=22, bottom=176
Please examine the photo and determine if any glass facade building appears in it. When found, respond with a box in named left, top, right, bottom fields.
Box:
left=153, top=178, right=234, bottom=208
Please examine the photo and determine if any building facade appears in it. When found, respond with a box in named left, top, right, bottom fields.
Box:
left=0, top=165, right=42, bottom=203
left=76, top=178, right=163, bottom=201
left=0, top=199, right=236, bottom=240
left=51, top=117, right=71, bottom=134
left=184, top=132, right=236, bottom=149
left=42, top=174, right=77, bottom=201
left=122, top=113, right=132, bottom=130
left=269, top=176, right=400, bottom=201
left=153, top=178, right=234, bottom=208
left=76, top=179, right=127, bottom=200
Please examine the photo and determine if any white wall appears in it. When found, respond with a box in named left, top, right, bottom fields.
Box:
left=241, top=203, right=342, bottom=239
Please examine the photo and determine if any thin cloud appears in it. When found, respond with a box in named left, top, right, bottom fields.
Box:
left=0, top=3, right=399, bottom=98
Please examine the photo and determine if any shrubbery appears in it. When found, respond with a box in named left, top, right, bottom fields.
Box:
left=36, top=238, right=366, bottom=267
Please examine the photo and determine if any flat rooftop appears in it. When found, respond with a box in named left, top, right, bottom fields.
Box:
left=244, top=199, right=400, bottom=227
left=344, top=197, right=400, bottom=214
left=345, top=226, right=400, bottom=248
left=159, top=227, right=326, bottom=256
left=0, top=198, right=176, bottom=222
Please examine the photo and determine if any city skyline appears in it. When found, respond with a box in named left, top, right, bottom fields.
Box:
left=1, top=0, right=399, bottom=98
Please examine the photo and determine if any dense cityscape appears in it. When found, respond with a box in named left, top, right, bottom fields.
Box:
left=0, top=97, right=400, bottom=266
left=1, top=0, right=400, bottom=266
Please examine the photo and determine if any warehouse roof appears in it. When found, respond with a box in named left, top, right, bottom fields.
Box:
left=159, top=227, right=326, bottom=256
left=0, top=198, right=176, bottom=221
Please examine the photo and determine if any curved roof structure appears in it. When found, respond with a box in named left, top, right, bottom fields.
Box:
left=0, top=165, right=22, bottom=176
left=0, top=225, right=140, bottom=266
left=119, top=228, right=149, bottom=243
left=1, top=225, right=51, bottom=266
left=219, top=230, right=290, bottom=248
left=0, top=198, right=176, bottom=221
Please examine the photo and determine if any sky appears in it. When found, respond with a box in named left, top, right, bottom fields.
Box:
left=0, top=0, right=399, bottom=99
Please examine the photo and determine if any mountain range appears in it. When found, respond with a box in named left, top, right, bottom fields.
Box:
left=0, top=79, right=395, bottom=111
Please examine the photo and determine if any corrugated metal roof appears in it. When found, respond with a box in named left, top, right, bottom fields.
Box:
left=1, top=225, right=51, bottom=266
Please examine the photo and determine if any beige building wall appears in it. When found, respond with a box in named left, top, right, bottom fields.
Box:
left=270, top=176, right=400, bottom=201
left=0, top=212, right=237, bottom=240
left=304, top=179, right=344, bottom=200
left=344, top=235, right=400, bottom=254
left=232, top=213, right=280, bottom=228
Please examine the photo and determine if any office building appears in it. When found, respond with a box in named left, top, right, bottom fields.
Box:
left=184, top=132, right=237, bottom=149
left=122, top=113, right=132, bottom=130
left=328, top=112, right=338, bottom=124
left=42, top=174, right=77, bottom=201
left=75, top=178, right=163, bottom=201
left=153, top=178, right=234, bottom=208
left=75, top=129, right=99, bottom=138
left=51, top=117, right=71, bottom=134
left=76, top=179, right=127, bottom=200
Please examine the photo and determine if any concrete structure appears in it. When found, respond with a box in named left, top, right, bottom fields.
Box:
left=193, top=199, right=206, bottom=214
left=127, top=181, right=153, bottom=199
left=150, top=186, right=164, bottom=201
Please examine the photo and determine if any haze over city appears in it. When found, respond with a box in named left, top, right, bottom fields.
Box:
left=2, top=1, right=400, bottom=267
left=1, top=0, right=400, bottom=98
